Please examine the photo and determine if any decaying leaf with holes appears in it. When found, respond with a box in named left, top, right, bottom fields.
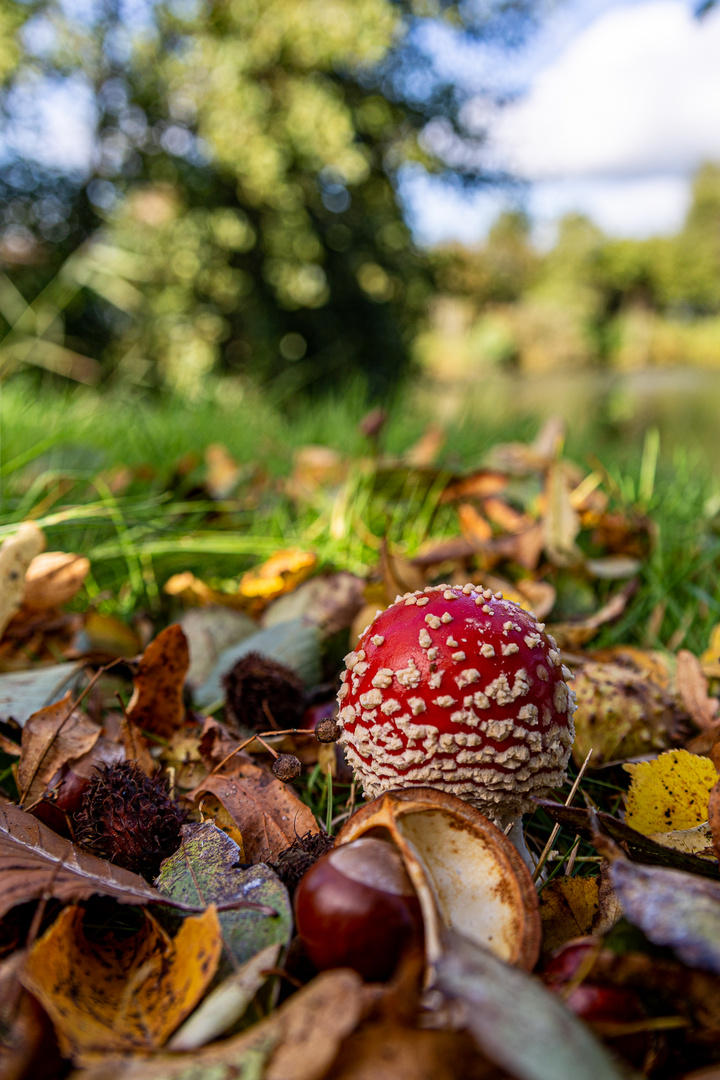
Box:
left=20, top=903, right=222, bottom=1060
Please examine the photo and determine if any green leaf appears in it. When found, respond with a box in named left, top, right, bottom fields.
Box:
left=155, top=822, right=292, bottom=973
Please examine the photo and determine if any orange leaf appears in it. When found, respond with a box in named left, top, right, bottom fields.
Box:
left=240, top=549, right=317, bottom=603
left=21, top=904, right=222, bottom=1060
left=126, top=624, right=189, bottom=739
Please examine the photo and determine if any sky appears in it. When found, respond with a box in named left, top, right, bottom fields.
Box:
left=403, top=0, right=720, bottom=246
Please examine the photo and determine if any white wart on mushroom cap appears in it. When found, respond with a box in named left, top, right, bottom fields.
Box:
left=337, top=584, right=575, bottom=819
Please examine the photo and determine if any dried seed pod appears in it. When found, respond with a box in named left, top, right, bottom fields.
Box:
left=223, top=651, right=304, bottom=733
left=315, top=718, right=340, bottom=743
left=272, top=754, right=302, bottom=782
left=336, top=787, right=541, bottom=973
left=72, top=761, right=185, bottom=881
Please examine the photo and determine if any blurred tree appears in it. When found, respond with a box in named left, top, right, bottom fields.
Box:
left=0, top=0, right=543, bottom=400
left=433, top=210, right=539, bottom=306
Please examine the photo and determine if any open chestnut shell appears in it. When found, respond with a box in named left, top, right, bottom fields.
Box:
left=336, top=787, right=541, bottom=974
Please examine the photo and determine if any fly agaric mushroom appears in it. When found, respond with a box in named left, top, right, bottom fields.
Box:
left=337, top=584, right=575, bottom=827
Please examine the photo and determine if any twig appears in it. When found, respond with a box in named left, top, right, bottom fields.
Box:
left=533, top=748, right=593, bottom=883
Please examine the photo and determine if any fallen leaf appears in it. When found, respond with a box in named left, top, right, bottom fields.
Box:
left=0, top=662, right=81, bottom=726
left=262, top=571, right=365, bottom=637
left=163, top=571, right=248, bottom=609
left=457, top=503, right=493, bottom=545
left=77, top=612, right=142, bottom=658
left=168, top=941, right=281, bottom=1050
left=701, top=623, right=720, bottom=668
left=646, top=822, right=714, bottom=855
left=591, top=862, right=623, bottom=936
left=239, top=549, right=317, bottom=603
left=605, top=854, right=720, bottom=974
left=21, top=903, right=222, bottom=1058
left=535, top=799, right=720, bottom=879
left=329, top=1017, right=486, bottom=1080
left=547, top=582, right=637, bottom=651
left=289, top=445, right=346, bottom=498
left=0, top=801, right=204, bottom=919
left=126, top=624, right=189, bottom=739
left=193, top=763, right=320, bottom=863
left=709, top=777, right=720, bottom=864
left=405, top=423, right=445, bottom=467
left=676, top=650, right=719, bottom=731
left=155, top=822, right=292, bottom=971
left=381, top=540, right=426, bottom=601
left=204, top=443, right=242, bottom=499
left=193, top=618, right=321, bottom=708
left=571, top=659, right=685, bottom=767
left=0, top=950, right=63, bottom=1080
left=514, top=579, right=556, bottom=619
left=71, top=968, right=365, bottom=1080
left=482, top=496, right=531, bottom=534
left=440, top=469, right=509, bottom=503
left=18, top=691, right=100, bottom=805
left=437, top=931, right=624, bottom=1080
left=542, top=460, right=582, bottom=567
left=539, top=877, right=600, bottom=955
left=22, top=552, right=90, bottom=611
left=180, top=607, right=257, bottom=688
left=0, top=523, right=45, bottom=638
left=624, top=749, right=718, bottom=834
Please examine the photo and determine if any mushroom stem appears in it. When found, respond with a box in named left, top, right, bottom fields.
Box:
left=500, top=815, right=539, bottom=877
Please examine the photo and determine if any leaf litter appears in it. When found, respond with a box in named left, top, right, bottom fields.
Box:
left=1, top=422, right=720, bottom=1078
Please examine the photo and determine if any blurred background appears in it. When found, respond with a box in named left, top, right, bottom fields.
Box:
left=2, top=0, right=720, bottom=461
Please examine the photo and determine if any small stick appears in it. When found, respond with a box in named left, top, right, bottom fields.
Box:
left=205, top=726, right=320, bottom=779
left=533, top=748, right=593, bottom=884
left=564, top=833, right=582, bottom=875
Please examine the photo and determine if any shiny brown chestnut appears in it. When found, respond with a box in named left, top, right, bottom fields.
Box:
left=294, top=836, right=423, bottom=982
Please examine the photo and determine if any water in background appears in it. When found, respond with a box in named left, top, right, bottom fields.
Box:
left=416, top=366, right=720, bottom=468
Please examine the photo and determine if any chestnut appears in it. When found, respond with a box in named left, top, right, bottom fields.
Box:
left=294, top=836, right=423, bottom=982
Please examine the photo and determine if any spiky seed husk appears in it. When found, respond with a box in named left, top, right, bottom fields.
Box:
left=270, top=830, right=335, bottom=896
left=72, top=761, right=185, bottom=881
left=222, top=651, right=304, bottom=734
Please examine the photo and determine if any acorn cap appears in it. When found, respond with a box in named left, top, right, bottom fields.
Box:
left=337, top=583, right=575, bottom=819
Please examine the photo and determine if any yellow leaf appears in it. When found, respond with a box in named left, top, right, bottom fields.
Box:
left=21, top=904, right=222, bottom=1060
left=539, top=876, right=599, bottom=955
left=239, top=549, right=317, bottom=603
left=625, top=749, right=719, bottom=835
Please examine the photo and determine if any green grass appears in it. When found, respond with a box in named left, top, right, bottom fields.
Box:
left=1, top=375, right=719, bottom=655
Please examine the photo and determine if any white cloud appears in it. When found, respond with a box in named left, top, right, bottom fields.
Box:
left=480, top=0, right=720, bottom=180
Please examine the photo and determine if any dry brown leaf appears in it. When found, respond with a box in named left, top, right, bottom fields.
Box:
left=677, top=649, right=719, bottom=731
left=507, top=522, right=546, bottom=572
left=0, top=523, right=45, bottom=639
left=18, top=691, right=101, bottom=806
left=0, top=950, right=62, bottom=1080
left=539, top=877, right=600, bottom=955
left=22, top=552, right=90, bottom=612
left=482, top=497, right=531, bottom=535
left=440, top=469, right=509, bottom=504
left=193, top=761, right=320, bottom=863
left=591, top=862, right=623, bottom=936
left=706, top=777, right=720, bottom=865
left=330, top=1019, right=489, bottom=1080
left=381, top=540, right=427, bottom=601
left=21, top=903, right=222, bottom=1059
left=68, top=968, right=366, bottom=1080
left=543, top=460, right=582, bottom=567
left=405, top=423, right=446, bottom=467
left=514, top=579, right=556, bottom=619
left=457, top=503, right=493, bottom=545
left=0, top=801, right=199, bottom=919
left=204, top=443, right=242, bottom=499
left=126, top=624, right=189, bottom=739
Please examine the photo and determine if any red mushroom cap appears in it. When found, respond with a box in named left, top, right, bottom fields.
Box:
left=337, top=584, right=575, bottom=819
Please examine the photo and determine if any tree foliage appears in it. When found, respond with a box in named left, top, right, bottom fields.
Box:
left=0, top=0, right=541, bottom=399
